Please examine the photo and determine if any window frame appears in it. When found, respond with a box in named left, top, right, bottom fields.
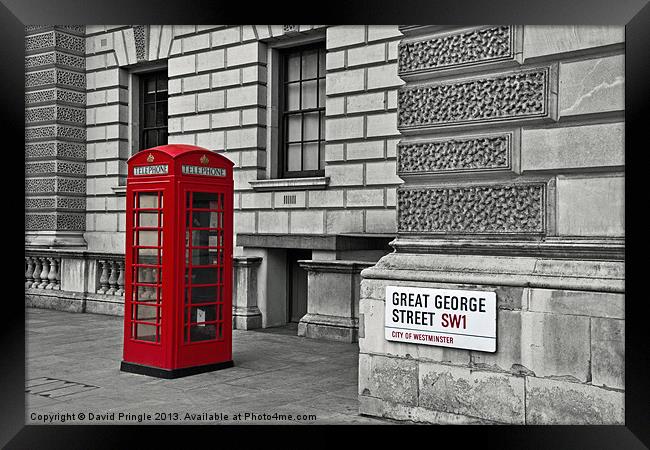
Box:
left=278, top=42, right=326, bottom=179
left=139, top=69, right=169, bottom=151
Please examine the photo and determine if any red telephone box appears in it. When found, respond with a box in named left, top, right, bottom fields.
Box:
left=120, top=144, right=234, bottom=378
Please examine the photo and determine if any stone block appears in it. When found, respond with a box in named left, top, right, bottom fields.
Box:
left=234, top=211, right=255, bottom=233
left=346, top=189, right=384, bottom=207
left=290, top=210, right=325, bottom=234
left=211, top=110, right=240, bottom=128
left=182, top=33, right=210, bottom=52
left=225, top=127, right=261, bottom=149
left=419, top=361, right=525, bottom=424
left=226, top=85, right=261, bottom=108
left=367, top=25, right=402, bottom=42
left=308, top=190, right=344, bottom=208
left=559, top=54, right=624, bottom=118
left=347, top=43, right=386, bottom=67
left=367, top=63, right=402, bottom=90
left=591, top=317, right=624, bottom=390
left=326, top=163, right=363, bottom=186
left=226, top=42, right=262, bottom=68
left=325, top=96, right=345, bottom=116
left=347, top=92, right=385, bottom=114
left=326, top=69, right=365, bottom=95
left=326, top=50, right=345, bottom=70
left=523, top=25, right=624, bottom=60
left=366, top=112, right=398, bottom=137
left=240, top=192, right=272, bottom=209
left=471, top=309, right=523, bottom=373
left=59, top=258, right=88, bottom=293
left=324, top=143, right=344, bottom=161
left=169, top=54, right=196, bottom=77
left=525, top=377, right=624, bottom=424
left=95, top=213, right=118, bottom=232
left=197, top=90, right=225, bottom=112
left=556, top=175, right=624, bottom=237
left=521, top=311, right=591, bottom=381
left=197, top=49, right=225, bottom=72
left=196, top=130, right=225, bottom=151
left=346, top=140, right=384, bottom=160
left=528, top=288, right=624, bottom=319
left=273, top=191, right=306, bottom=209
left=182, top=74, right=210, bottom=92
left=211, top=68, right=241, bottom=88
left=521, top=122, right=624, bottom=172
left=365, top=160, right=401, bottom=185
left=168, top=94, right=196, bottom=115
left=359, top=297, right=421, bottom=359
left=327, top=25, right=366, bottom=50
left=258, top=211, right=289, bottom=234
left=365, top=209, right=396, bottom=233
left=326, top=116, right=365, bottom=141
left=326, top=210, right=363, bottom=233
left=183, top=114, right=210, bottom=132
left=210, top=27, right=241, bottom=47
left=386, top=187, right=396, bottom=207
left=358, top=353, right=418, bottom=406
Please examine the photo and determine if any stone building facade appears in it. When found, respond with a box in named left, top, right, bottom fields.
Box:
left=25, top=24, right=624, bottom=424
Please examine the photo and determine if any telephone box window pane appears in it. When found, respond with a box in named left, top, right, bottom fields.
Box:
left=188, top=305, right=217, bottom=323
left=137, top=248, right=159, bottom=265
left=191, top=285, right=218, bottom=303
left=135, top=304, right=158, bottom=322
left=137, top=230, right=158, bottom=247
left=138, top=212, right=159, bottom=228
left=191, top=211, right=219, bottom=229
left=137, top=285, right=158, bottom=302
left=190, top=324, right=216, bottom=342
left=135, top=323, right=157, bottom=342
left=136, top=267, right=160, bottom=284
left=192, top=192, right=218, bottom=209
left=191, top=267, right=218, bottom=285
left=138, top=193, right=159, bottom=209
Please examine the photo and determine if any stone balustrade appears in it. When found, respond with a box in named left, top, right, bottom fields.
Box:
left=25, top=249, right=125, bottom=315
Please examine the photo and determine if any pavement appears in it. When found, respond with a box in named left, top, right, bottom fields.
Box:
left=25, top=308, right=393, bottom=425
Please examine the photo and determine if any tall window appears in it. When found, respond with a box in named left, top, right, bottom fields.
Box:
left=280, top=43, right=326, bottom=178
left=140, top=70, right=168, bottom=150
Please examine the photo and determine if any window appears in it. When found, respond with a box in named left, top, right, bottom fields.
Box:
left=139, top=70, right=168, bottom=150
left=280, top=43, right=326, bottom=178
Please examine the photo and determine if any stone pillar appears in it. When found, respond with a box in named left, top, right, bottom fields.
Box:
left=298, top=260, right=373, bottom=343
left=359, top=26, right=625, bottom=424
left=25, top=25, right=87, bottom=248
left=232, top=256, right=263, bottom=330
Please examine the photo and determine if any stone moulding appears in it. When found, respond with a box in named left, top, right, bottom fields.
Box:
left=398, top=26, right=519, bottom=76
left=397, top=132, right=513, bottom=175
left=397, top=183, right=546, bottom=235
left=398, top=67, right=555, bottom=130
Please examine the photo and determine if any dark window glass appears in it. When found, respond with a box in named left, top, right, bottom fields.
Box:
left=280, top=43, right=326, bottom=178
left=140, top=70, right=168, bottom=150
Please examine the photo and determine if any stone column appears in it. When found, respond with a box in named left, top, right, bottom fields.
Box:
left=359, top=26, right=625, bottom=425
left=232, top=256, right=263, bottom=330
left=25, top=25, right=87, bottom=248
left=297, top=260, right=373, bottom=343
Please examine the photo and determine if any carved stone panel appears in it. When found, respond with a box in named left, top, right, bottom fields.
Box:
left=397, top=133, right=512, bottom=174
left=398, top=26, right=517, bottom=75
left=397, top=183, right=546, bottom=234
left=398, top=67, right=552, bottom=130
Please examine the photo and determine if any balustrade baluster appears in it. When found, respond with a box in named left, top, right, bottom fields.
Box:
left=116, top=261, right=125, bottom=296
left=31, top=257, right=42, bottom=289
left=97, top=260, right=110, bottom=294
left=25, top=257, right=35, bottom=288
left=53, top=258, right=61, bottom=290
left=107, top=260, right=118, bottom=295
left=45, top=257, right=57, bottom=290
left=38, top=257, right=50, bottom=289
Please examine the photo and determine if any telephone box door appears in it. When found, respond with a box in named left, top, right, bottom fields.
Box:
left=175, top=183, right=233, bottom=368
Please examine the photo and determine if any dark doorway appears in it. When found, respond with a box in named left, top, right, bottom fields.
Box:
left=286, top=249, right=310, bottom=323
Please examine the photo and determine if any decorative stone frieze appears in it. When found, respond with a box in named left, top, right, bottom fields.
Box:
left=397, top=183, right=546, bottom=234
left=397, top=133, right=512, bottom=174
left=133, top=25, right=147, bottom=61
left=398, top=26, right=517, bottom=75
left=397, top=67, right=551, bottom=129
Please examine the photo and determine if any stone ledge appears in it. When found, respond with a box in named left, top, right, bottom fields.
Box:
left=237, top=233, right=393, bottom=251
left=297, top=259, right=374, bottom=274
left=298, top=313, right=358, bottom=343
left=249, top=177, right=329, bottom=192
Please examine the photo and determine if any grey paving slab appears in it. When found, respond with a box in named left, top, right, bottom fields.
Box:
left=25, top=308, right=393, bottom=425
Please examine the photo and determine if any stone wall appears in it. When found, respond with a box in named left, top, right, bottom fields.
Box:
left=358, top=25, right=625, bottom=425
left=78, top=25, right=404, bottom=254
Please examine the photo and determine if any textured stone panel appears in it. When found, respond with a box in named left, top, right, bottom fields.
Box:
left=25, top=88, right=85, bottom=106
left=591, top=318, right=624, bottom=390
left=359, top=353, right=418, bottom=406
left=25, top=106, right=85, bottom=125
left=399, top=26, right=515, bottom=75
left=133, top=25, right=147, bottom=61
left=419, top=362, right=525, bottom=423
left=25, top=142, right=86, bottom=160
left=24, top=197, right=55, bottom=209
left=526, top=377, right=624, bottom=424
left=25, top=68, right=85, bottom=90
left=25, top=125, right=85, bottom=142
left=25, top=213, right=56, bottom=230
left=398, top=68, right=549, bottom=129
left=25, top=51, right=85, bottom=70
left=398, top=133, right=511, bottom=174
left=25, top=31, right=84, bottom=54
left=398, top=183, right=545, bottom=234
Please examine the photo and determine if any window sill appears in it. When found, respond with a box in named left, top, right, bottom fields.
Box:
left=249, top=177, right=329, bottom=192
left=111, top=185, right=127, bottom=196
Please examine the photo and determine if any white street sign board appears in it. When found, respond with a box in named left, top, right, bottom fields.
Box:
left=385, top=286, right=497, bottom=352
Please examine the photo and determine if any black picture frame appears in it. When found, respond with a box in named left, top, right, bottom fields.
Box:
left=7, top=0, right=647, bottom=447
